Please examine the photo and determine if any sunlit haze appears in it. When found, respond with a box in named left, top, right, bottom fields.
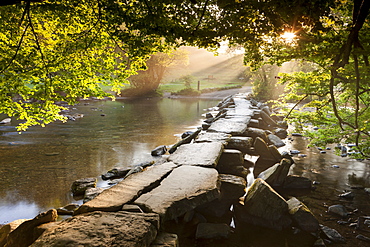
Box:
left=281, top=31, right=296, bottom=42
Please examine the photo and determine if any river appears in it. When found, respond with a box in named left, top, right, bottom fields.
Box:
left=0, top=97, right=220, bottom=224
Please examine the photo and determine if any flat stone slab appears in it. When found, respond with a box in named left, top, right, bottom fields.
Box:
left=208, top=118, right=249, bottom=135
left=168, top=142, right=223, bottom=167
left=226, top=97, right=254, bottom=117
left=195, top=132, right=231, bottom=145
left=74, top=162, right=178, bottom=215
left=31, top=211, right=159, bottom=247
left=135, top=166, right=220, bottom=222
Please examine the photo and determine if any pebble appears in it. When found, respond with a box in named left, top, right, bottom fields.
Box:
left=338, top=191, right=354, bottom=199
left=320, top=225, right=346, bottom=243
left=356, top=234, right=370, bottom=242
left=290, top=150, right=301, bottom=155
left=292, top=133, right=303, bottom=137
left=298, top=154, right=307, bottom=158
left=313, top=181, right=321, bottom=185
left=328, top=205, right=348, bottom=217
left=332, top=165, right=340, bottom=168
left=320, top=151, right=326, bottom=154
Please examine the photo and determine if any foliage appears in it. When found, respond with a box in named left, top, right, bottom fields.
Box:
left=0, top=0, right=369, bottom=158
left=180, top=75, right=195, bottom=89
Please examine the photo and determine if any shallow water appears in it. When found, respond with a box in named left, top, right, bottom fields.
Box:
left=0, top=97, right=219, bottom=224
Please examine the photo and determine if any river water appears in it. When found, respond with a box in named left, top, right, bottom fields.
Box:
left=0, top=97, right=219, bottom=224
left=1, top=97, right=369, bottom=247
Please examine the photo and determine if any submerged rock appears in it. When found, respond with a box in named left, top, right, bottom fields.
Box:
left=320, top=224, right=346, bottom=243
left=71, top=178, right=97, bottom=196
left=195, top=223, right=230, bottom=239
left=151, top=145, right=167, bottom=156
left=327, top=205, right=348, bottom=218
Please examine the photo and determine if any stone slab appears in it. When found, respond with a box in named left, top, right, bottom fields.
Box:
left=168, top=142, right=224, bottom=167
left=135, top=166, right=220, bottom=222
left=74, top=162, right=178, bottom=215
left=195, top=132, right=231, bottom=145
left=31, top=211, right=159, bottom=247
left=208, top=118, right=249, bottom=135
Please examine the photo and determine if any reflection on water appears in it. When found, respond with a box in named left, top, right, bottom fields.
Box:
left=0, top=97, right=219, bottom=224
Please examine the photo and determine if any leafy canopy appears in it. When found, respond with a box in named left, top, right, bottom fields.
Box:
left=1, top=0, right=369, bottom=158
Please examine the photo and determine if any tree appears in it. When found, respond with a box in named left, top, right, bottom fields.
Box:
left=0, top=0, right=369, bottom=159
left=129, top=49, right=189, bottom=93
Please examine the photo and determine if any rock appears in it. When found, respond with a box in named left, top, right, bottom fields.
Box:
left=151, top=145, right=167, bottom=156
left=356, top=234, right=370, bottom=242
left=313, top=238, right=326, bottom=247
left=260, top=110, right=278, bottom=128
left=283, top=175, right=312, bottom=190
left=56, top=204, right=80, bottom=215
left=320, top=225, right=346, bottom=243
left=135, top=166, right=220, bottom=222
left=248, top=119, right=260, bottom=128
left=122, top=204, right=144, bottom=213
left=31, top=211, right=159, bottom=247
left=168, top=142, right=224, bottom=168
left=102, top=167, right=130, bottom=180
left=268, top=145, right=282, bottom=162
left=290, top=150, right=301, bottom=155
left=196, top=199, right=233, bottom=219
left=356, top=216, right=370, bottom=230
left=71, top=177, right=97, bottom=196
left=168, top=128, right=202, bottom=153
left=5, top=209, right=57, bottom=247
left=327, top=205, right=348, bottom=218
left=181, top=131, right=194, bottom=139
left=244, top=127, right=268, bottom=142
left=0, top=219, right=28, bottom=247
left=219, top=174, right=246, bottom=201
left=202, top=123, right=211, bottom=130
left=257, top=158, right=292, bottom=187
left=0, top=118, right=11, bottom=124
left=268, top=134, right=286, bottom=148
left=274, top=128, right=288, bottom=139
left=195, top=132, right=231, bottom=145
left=253, top=137, right=270, bottom=157
left=338, top=191, right=354, bottom=199
left=292, top=133, right=303, bottom=137
left=195, top=223, right=230, bottom=239
left=150, top=232, right=178, bottom=247
left=288, top=197, right=319, bottom=233
left=253, top=157, right=278, bottom=178
left=225, top=136, right=253, bottom=154
left=74, top=162, right=178, bottom=215
left=83, top=187, right=104, bottom=203
left=217, top=149, right=244, bottom=173
left=234, top=178, right=291, bottom=231
left=208, top=118, right=250, bottom=135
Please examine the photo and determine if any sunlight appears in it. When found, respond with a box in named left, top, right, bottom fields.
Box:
left=281, top=31, right=296, bottom=43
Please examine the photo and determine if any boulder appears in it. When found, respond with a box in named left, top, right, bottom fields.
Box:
left=327, top=205, right=348, bottom=218
left=74, top=162, right=178, bottom=215
left=260, top=110, right=278, bottom=128
left=83, top=187, right=104, bottom=203
left=283, top=175, right=312, bottom=190
left=168, top=142, right=224, bottom=168
left=150, top=232, right=178, bottom=247
left=0, top=219, right=28, bottom=247
left=135, top=166, right=220, bottom=222
left=101, top=167, right=130, bottom=180
left=267, top=134, right=286, bottom=148
left=71, top=177, right=97, bottom=196
left=253, top=137, right=270, bottom=157
left=31, top=211, right=159, bottom=247
left=253, top=157, right=278, bottom=178
left=219, top=174, right=246, bottom=201
left=151, top=145, right=167, bottom=156
left=274, top=128, right=288, bottom=139
left=244, top=127, right=268, bottom=142
left=5, top=209, right=57, bottom=247
left=287, top=197, right=319, bottom=233
left=248, top=119, right=260, bottom=128
left=217, top=149, right=244, bottom=172
left=181, top=131, right=194, bottom=139
left=225, top=136, right=253, bottom=154
left=257, top=158, right=292, bottom=188
left=195, top=223, right=230, bottom=239
left=320, top=225, right=346, bottom=243
left=234, top=178, right=291, bottom=231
